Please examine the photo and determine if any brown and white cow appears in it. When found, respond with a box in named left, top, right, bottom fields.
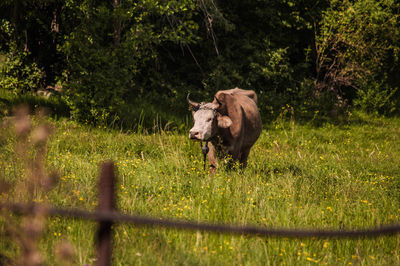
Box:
left=188, top=88, right=262, bottom=171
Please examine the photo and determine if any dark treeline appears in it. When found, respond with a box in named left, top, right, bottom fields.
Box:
left=0, top=0, right=399, bottom=128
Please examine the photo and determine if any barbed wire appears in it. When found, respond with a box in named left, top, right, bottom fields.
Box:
left=2, top=202, right=400, bottom=239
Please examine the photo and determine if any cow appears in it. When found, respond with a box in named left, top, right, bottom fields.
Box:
left=187, top=88, right=262, bottom=171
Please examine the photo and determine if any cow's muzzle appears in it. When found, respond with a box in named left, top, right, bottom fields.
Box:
left=189, top=130, right=201, bottom=140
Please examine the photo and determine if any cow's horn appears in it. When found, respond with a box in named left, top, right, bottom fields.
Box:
left=187, top=93, right=200, bottom=111
left=214, top=96, right=222, bottom=106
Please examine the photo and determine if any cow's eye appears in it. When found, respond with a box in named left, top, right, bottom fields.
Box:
left=207, top=118, right=212, bottom=122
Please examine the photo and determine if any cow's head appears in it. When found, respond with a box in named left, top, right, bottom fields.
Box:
left=187, top=94, right=232, bottom=140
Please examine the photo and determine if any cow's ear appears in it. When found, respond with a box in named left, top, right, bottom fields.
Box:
left=217, top=114, right=232, bottom=128
left=213, top=92, right=228, bottom=112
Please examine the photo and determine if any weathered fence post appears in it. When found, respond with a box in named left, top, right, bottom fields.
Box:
left=96, top=161, right=116, bottom=266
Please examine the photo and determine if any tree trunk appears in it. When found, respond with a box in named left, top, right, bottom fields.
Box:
left=113, top=0, right=121, bottom=49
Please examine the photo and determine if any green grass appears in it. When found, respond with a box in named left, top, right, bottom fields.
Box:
left=1, top=111, right=400, bottom=265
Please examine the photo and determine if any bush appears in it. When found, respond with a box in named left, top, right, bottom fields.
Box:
left=0, top=49, right=45, bottom=94
left=355, top=79, right=399, bottom=115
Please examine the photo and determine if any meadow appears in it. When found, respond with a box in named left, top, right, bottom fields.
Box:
left=1, top=109, right=400, bottom=265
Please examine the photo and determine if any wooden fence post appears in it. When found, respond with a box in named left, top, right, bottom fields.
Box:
left=96, top=161, right=116, bottom=266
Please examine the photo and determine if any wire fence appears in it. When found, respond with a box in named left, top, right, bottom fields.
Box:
left=3, top=201, right=400, bottom=238
left=1, top=162, right=400, bottom=266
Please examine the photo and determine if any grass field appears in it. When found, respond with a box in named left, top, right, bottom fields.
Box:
left=1, top=108, right=400, bottom=265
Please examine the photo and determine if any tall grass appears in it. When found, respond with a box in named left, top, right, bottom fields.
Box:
left=1, top=111, right=400, bottom=265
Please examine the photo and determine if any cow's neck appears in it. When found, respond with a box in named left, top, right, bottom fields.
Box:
left=211, top=128, right=232, bottom=149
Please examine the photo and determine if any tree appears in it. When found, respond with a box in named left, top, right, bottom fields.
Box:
left=0, top=0, right=65, bottom=86
left=315, top=0, right=400, bottom=114
left=61, top=0, right=201, bottom=124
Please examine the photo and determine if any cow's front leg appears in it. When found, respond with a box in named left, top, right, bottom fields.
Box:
left=207, top=143, right=218, bottom=173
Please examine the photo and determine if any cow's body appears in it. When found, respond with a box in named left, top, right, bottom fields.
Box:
left=188, top=88, right=262, bottom=171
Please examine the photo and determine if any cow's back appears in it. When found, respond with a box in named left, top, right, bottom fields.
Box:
left=217, top=88, right=258, bottom=104
left=213, top=89, right=262, bottom=145
left=234, top=93, right=262, bottom=147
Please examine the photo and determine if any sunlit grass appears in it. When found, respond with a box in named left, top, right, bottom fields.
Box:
left=1, top=112, right=400, bottom=265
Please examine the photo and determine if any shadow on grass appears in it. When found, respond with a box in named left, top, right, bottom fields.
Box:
left=0, top=90, right=70, bottom=119
left=0, top=89, right=191, bottom=134
left=2, top=89, right=399, bottom=134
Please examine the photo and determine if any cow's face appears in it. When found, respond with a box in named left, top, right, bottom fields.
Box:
left=187, top=99, right=233, bottom=141
left=189, top=103, right=218, bottom=140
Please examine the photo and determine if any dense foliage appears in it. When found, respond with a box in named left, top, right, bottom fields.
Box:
left=1, top=0, right=399, bottom=126
left=316, top=0, right=400, bottom=115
